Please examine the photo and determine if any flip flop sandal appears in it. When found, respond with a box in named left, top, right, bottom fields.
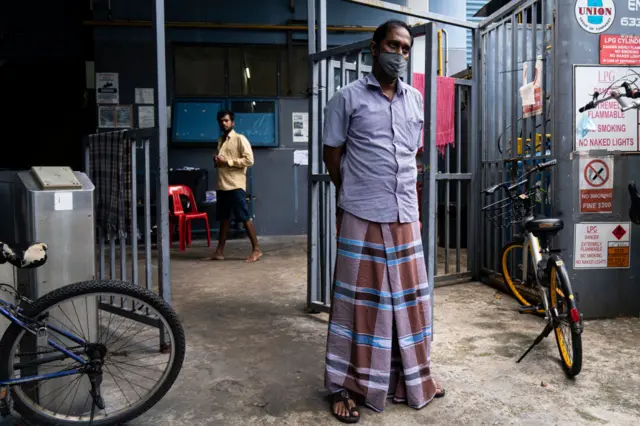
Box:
left=330, top=390, right=360, bottom=424
left=391, top=388, right=445, bottom=405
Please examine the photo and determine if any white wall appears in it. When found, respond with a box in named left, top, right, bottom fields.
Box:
left=408, top=0, right=428, bottom=74
left=0, top=264, right=15, bottom=337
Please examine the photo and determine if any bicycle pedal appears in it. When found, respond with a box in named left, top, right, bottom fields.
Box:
left=518, top=304, right=542, bottom=314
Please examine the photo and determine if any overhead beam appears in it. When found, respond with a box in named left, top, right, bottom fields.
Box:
left=83, top=20, right=378, bottom=32
left=343, top=0, right=477, bottom=30
left=309, top=23, right=428, bottom=61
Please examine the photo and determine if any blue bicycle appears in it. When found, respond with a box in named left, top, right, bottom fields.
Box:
left=0, top=241, right=185, bottom=425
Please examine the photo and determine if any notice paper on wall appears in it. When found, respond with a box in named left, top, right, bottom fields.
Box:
left=574, top=222, right=631, bottom=269
left=138, top=106, right=155, bottom=129
left=292, top=112, right=309, bottom=143
left=98, top=105, right=132, bottom=129
left=135, top=88, right=155, bottom=105
left=293, top=150, right=308, bottom=166
left=574, top=66, right=639, bottom=152
left=96, top=73, right=119, bottom=104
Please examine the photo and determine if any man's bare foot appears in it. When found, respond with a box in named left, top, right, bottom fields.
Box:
left=245, top=250, right=262, bottom=263
left=204, top=252, right=225, bottom=261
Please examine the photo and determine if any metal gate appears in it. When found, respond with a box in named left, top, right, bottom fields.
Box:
left=477, top=0, right=554, bottom=283
left=306, top=0, right=480, bottom=314
left=84, top=128, right=172, bottom=349
left=79, top=0, right=172, bottom=350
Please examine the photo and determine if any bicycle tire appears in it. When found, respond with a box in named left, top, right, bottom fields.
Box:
left=547, top=257, right=583, bottom=378
left=0, top=279, right=186, bottom=426
left=500, top=241, right=543, bottom=311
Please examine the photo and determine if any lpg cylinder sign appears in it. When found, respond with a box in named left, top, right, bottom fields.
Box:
left=574, top=66, right=639, bottom=152
left=574, top=223, right=630, bottom=269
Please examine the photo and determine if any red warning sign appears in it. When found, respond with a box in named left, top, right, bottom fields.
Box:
left=579, top=158, right=613, bottom=214
left=612, top=224, right=627, bottom=240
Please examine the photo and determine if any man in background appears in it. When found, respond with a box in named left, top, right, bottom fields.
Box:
left=210, top=109, right=262, bottom=263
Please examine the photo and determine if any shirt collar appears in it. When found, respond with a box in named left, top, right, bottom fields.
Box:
left=365, top=73, right=408, bottom=96
left=221, top=129, right=236, bottom=142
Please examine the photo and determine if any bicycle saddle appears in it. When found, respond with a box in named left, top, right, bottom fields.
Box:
left=0, top=241, right=48, bottom=269
left=629, top=182, right=640, bottom=225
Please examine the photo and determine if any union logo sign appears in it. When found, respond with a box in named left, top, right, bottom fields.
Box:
left=575, top=0, right=616, bottom=34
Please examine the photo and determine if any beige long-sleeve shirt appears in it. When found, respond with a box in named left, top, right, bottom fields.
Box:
left=215, top=130, right=254, bottom=191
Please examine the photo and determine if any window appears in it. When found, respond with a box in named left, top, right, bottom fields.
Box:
left=280, top=45, right=309, bottom=96
left=173, top=43, right=307, bottom=98
left=230, top=100, right=277, bottom=147
left=171, top=99, right=226, bottom=143
left=229, top=46, right=279, bottom=97
left=174, top=46, right=226, bottom=96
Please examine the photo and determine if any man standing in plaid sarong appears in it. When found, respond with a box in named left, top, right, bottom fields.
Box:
left=322, top=20, right=445, bottom=423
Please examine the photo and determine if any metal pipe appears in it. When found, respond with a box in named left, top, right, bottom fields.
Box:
left=153, top=0, right=171, bottom=306
left=83, top=20, right=378, bottom=32
left=437, top=30, right=442, bottom=76
left=456, top=86, right=462, bottom=273
left=521, top=7, right=528, bottom=159
left=131, top=141, right=138, bottom=287
left=445, top=144, right=450, bottom=275
left=423, top=23, right=438, bottom=339
left=471, top=27, right=481, bottom=279
left=306, top=0, right=320, bottom=312
left=144, top=139, right=152, bottom=293
left=441, top=28, right=449, bottom=76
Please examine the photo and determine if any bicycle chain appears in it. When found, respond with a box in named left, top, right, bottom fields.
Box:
left=15, top=346, right=84, bottom=357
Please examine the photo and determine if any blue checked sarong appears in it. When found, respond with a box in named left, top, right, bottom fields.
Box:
left=325, top=209, right=438, bottom=412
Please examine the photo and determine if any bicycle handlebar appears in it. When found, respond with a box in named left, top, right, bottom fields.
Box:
left=482, top=159, right=557, bottom=197
left=578, top=80, right=640, bottom=113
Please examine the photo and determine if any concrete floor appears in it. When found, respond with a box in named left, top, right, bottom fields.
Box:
left=3, top=236, right=640, bottom=425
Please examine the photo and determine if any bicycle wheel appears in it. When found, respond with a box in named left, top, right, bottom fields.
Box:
left=500, top=241, right=543, bottom=311
left=0, top=280, right=186, bottom=426
left=547, top=258, right=583, bottom=378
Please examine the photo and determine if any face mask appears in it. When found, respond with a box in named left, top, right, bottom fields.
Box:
left=377, top=51, right=407, bottom=79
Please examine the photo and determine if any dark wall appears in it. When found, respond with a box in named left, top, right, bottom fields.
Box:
left=0, top=2, right=91, bottom=170
left=92, top=0, right=408, bottom=236
left=168, top=98, right=309, bottom=236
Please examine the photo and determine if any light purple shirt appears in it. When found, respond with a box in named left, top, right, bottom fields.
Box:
left=323, top=73, right=424, bottom=224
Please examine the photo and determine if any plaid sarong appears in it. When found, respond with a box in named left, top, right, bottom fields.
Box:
left=88, top=130, right=133, bottom=241
left=325, top=209, right=438, bottom=412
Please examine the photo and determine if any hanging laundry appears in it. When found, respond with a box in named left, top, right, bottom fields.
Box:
left=411, top=73, right=456, bottom=157
left=88, top=130, right=133, bottom=241
left=436, top=76, right=456, bottom=157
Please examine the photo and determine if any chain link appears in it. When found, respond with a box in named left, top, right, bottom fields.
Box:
left=15, top=346, right=84, bottom=358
